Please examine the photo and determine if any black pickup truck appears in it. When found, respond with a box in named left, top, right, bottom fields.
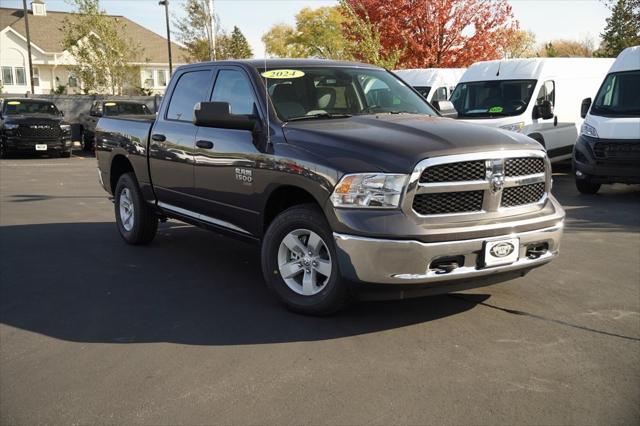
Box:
left=80, top=100, right=153, bottom=150
left=95, top=59, right=565, bottom=314
left=0, top=98, right=72, bottom=158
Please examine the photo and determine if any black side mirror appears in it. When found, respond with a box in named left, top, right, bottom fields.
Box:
left=90, top=110, right=103, bottom=117
left=581, top=98, right=592, bottom=119
left=534, top=100, right=554, bottom=120
left=193, top=101, right=257, bottom=131
left=432, top=100, right=458, bottom=119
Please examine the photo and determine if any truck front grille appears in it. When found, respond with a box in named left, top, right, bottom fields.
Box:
left=501, top=182, right=545, bottom=207
left=593, top=141, right=640, bottom=161
left=420, top=160, right=485, bottom=183
left=407, top=151, right=549, bottom=219
left=413, top=191, right=484, bottom=215
left=16, top=125, right=61, bottom=139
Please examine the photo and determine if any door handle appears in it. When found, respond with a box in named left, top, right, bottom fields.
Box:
left=151, top=133, right=166, bottom=142
left=196, top=140, right=214, bottom=149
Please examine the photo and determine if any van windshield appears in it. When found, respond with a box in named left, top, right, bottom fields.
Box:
left=450, top=79, right=537, bottom=118
left=260, top=67, right=436, bottom=121
left=591, top=71, right=640, bottom=117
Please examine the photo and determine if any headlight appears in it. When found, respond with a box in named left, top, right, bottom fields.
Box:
left=580, top=122, right=598, bottom=138
left=60, top=124, right=71, bottom=132
left=3, top=123, right=19, bottom=130
left=331, top=173, right=407, bottom=208
left=499, top=122, right=525, bottom=133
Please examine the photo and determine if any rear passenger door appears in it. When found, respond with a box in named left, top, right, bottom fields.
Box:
left=192, top=67, right=263, bottom=237
left=149, top=67, right=214, bottom=211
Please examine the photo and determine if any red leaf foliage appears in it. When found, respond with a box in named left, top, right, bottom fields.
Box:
left=345, top=0, right=518, bottom=68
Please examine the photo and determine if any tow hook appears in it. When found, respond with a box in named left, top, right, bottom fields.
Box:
left=430, top=256, right=464, bottom=275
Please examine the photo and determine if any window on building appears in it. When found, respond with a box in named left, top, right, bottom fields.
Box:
left=211, top=69, right=257, bottom=115
left=2, top=67, right=13, bottom=85
left=68, top=75, right=78, bottom=88
left=143, top=69, right=154, bottom=88
left=166, top=70, right=212, bottom=121
left=33, top=67, right=40, bottom=87
left=15, top=67, right=26, bottom=85
left=157, top=69, right=168, bottom=87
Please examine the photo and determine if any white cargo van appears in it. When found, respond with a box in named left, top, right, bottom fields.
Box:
left=573, top=46, right=640, bottom=193
left=450, top=58, right=614, bottom=162
left=394, top=68, right=465, bottom=103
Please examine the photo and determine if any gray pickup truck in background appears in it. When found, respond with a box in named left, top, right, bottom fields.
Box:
left=79, top=100, right=153, bottom=150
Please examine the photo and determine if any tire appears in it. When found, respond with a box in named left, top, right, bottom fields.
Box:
left=60, top=150, right=71, bottom=158
left=261, top=204, right=350, bottom=315
left=114, top=172, right=158, bottom=245
left=82, top=130, right=93, bottom=151
left=576, top=178, right=601, bottom=194
left=0, top=142, right=8, bottom=159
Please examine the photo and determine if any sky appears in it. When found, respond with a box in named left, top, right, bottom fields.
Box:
left=1, top=0, right=612, bottom=56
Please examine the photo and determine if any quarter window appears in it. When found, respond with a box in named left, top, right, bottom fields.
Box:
left=166, top=70, right=212, bottom=121
left=211, top=69, right=257, bottom=115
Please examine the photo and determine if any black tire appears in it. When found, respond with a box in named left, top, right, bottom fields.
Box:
left=82, top=130, right=93, bottom=151
left=261, top=204, right=350, bottom=315
left=114, top=172, right=158, bottom=245
left=576, top=178, right=601, bottom=194
left=60, top=150, right=71, bottom=158
left=0, top=142, right=8, bottom=159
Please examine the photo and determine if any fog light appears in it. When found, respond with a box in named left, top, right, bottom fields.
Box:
left=576, top=170, right=584, bottom=177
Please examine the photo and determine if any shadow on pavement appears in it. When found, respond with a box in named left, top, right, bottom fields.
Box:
left=0, top=222, right=486, bottom=346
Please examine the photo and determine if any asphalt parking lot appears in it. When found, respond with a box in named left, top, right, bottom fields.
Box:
left=0, top=153, right=639, bottom=425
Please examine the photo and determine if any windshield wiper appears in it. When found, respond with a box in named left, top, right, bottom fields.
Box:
left=287, top=112, right=352, bottom=122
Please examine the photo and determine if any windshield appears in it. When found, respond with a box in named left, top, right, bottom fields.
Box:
left=591, top=71, right=640, bottom=117
left=3, top=100, right=60, bottom=116
left=450, top=79, right=536, bottom=118
left=260, top=67, right=436, bottom=121
left=413, top=86, right=431, bottom=99
left=104, top=102, right=151, bottom=116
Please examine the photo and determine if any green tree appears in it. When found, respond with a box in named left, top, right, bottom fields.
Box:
left=262, top=6, right=353, bottom=60
left=227, top=26, right=253, bottom=59
left=173, top=0, right=217, bottom=62
left=599, top=0, right=640, bottom=56
left=62, top=0, right=145, bottom=95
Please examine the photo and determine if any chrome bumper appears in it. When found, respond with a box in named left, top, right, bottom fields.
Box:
left=334, top=222, right=563, bottom=285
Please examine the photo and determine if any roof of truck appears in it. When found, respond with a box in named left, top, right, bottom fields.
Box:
left=178, top=58, right=383, bottom=71
left=460, top=58, right=615, bottom=82
left=609, top=46, right=640, bottom=73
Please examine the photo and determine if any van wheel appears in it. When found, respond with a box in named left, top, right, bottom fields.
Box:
left=576, top=178, right=601, bottom=194
left=261, top=204, right=350, bottom=315
left=114, top=172, right=158, bottom=245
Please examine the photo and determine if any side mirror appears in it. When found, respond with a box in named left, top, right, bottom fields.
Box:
left=534, top=100, right=554, bottom=120
left=90, top=110, right=103, bottom=117
left=432, top=100, right=458, bottom=119
left=193, top=101, right=257, bottom=131
left=581, top=98, right=592, bottom=119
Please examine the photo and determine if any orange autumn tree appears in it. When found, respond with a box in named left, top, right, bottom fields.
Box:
left=343, top=0, right=518, bottom=68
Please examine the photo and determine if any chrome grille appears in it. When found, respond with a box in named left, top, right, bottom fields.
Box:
left=420, top=160, right=485, bottom=183
left=413, top=191, right=484, bottom=215
left=406, top=150, right=549, bottom=219
left=17, top=125, right=61, bottom=139
left=505, top=157, right=544, bottom=176
left=502, top=183, right=545, bottom=207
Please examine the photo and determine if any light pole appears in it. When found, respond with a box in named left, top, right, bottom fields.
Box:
left=208, top=0, right=215, bottom=60
left=22, top=0, right=34, bottom=94
left=159, top=0, right=173, bottom=75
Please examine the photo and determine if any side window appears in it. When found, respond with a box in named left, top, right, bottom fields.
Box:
left=166, top=70, right=212, bottom=121
left=536, top=80, right=555, bottom=106
left=432, top=86, right=448, bottom=102
left=211, top=69, right=257, bottom=115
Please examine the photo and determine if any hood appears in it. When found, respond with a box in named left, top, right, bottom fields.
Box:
left=585, top=114, right=640, bottom=140
left=457, top=115, right=529, bottom=128
left=3, top=114, right=65, bottom=126
left=282, top=114, right=542, bottom=173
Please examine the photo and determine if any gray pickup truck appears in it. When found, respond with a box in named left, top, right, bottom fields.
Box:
left=95, top=59, right=565, bottom=314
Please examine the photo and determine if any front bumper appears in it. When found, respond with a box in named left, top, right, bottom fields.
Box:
left=573, top=135, right=640, bottom=184
left=334, top=222, right=563, bottom=287
left=2, top=136, right=72, bottom=153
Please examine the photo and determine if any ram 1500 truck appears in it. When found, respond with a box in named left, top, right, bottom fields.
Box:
left=1, top=98, right=72, bottom=158
left=95, top=59, right=565, bottom=315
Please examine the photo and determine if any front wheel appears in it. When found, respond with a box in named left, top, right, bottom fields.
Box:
left=114, top=172, right=158, bottom=245
left=576, top=178, right=601, bottom=194
left=261, top=204, right=350, bottom=315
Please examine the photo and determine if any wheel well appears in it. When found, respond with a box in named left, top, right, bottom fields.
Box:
left=527, top=133, right=545, bottom=147
left=263, top=186, right=319, bottom=231
left=110, top=155, right=134, bottom=193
